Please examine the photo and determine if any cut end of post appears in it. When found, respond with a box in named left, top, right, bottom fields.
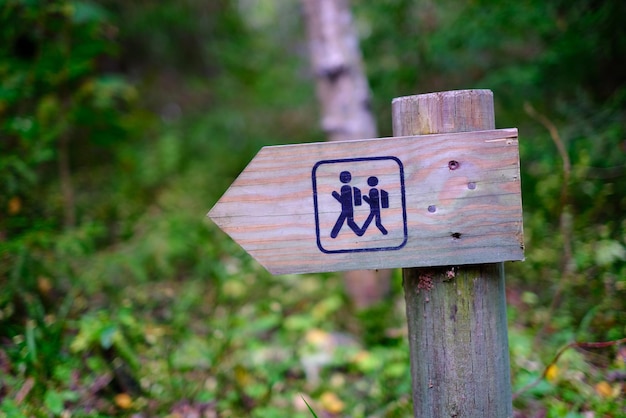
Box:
left=391, top=89, right=493, bottom=103
left=392, top=90, right=495, bottom=136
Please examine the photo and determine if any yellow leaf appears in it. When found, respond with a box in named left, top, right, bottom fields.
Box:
left=320, top=391, right=344, bottom=414
left=352, top=350, right=381, bottom=372
left=594, top=381, right=613, bottom=398
left=114, top=393, right=133, bottom=409
left=144, top=325, right=165, bottom=345
left=8, top=196, right=21, bottom=215
left=235, top=365, right=252, bottom=387
left=352, top=350, right=371, bottom=364
left=545, top=364, right=559, bottom=382
left=37, top=277, right=52, bottom=295
left=305, top=329, right=330, bottom=346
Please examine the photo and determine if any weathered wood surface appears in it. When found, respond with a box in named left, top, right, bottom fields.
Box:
left=208, top=127, right=523, bottom=275
left=396, top=90, right=514, bottom=417
left=403, top=264, right=512, bottom=417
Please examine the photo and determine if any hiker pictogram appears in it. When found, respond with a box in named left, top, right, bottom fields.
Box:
left=360, top=176, right=389, bottom=235
left=330, top=171, right=364, bottom=238
left=312, top=156, right=407, bottom=254
left=330, top=173, right=390, bottom=238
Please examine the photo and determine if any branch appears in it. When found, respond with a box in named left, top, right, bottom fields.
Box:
left=524, top=103, right=574, bottom=345
left=523, top=102, right=571, bottom=206
left=513, top=337, right=626, bottom=399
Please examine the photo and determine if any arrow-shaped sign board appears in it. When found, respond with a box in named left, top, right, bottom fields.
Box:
left=208, top=128, right=524, bottom=275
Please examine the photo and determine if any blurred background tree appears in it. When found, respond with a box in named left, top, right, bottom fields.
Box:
left=1, top=0, right=625, bottom=416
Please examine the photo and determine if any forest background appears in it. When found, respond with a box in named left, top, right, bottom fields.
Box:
left=1, top=0, right=625, bottom=416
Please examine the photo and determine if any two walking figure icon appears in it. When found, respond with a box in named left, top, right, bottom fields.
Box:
left=330, top=170, right=389, bottom=238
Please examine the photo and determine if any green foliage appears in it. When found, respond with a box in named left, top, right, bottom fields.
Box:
left=0, top=0, right=142, bottom=236
left=1, top=0, right=625, bottom=416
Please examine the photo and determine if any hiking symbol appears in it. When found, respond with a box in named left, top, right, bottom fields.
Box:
left=361, top=176, right=389, bottom=235
left=330, top=171, right=389, bottom=238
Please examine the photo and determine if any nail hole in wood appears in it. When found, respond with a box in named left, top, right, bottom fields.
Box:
left=451, top=232, right=462, bottom=239
left=448, top=160, right=460, bottom=170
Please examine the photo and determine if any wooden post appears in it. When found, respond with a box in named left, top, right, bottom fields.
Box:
left=392, top=90, right=513, bottom=417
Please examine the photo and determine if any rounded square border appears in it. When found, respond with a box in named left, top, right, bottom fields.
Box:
left=312, top=156, right=408, bottom=254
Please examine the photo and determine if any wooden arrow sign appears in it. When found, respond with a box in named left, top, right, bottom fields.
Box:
left=208, top=128, right=524, bottom=275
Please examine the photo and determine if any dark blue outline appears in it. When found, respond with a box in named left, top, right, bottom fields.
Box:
left=312, top=156, right=408, bottom=254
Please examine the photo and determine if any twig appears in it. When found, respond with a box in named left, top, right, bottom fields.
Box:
left=513, top=337, right=626, bottom=399
left=15, top=377, right=35, bottom=405
left=524, top=102, right=573, bottom=345
left=523, top=102, right=571, bottom=207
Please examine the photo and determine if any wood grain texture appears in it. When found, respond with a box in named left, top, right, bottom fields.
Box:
left=404, top=265, right=512, bottom=418
left=396, top=90, right=514, bottom=417
left=208, top=127, right=522, bottom=275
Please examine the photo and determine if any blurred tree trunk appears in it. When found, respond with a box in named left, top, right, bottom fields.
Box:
left=302, top=0, right=391, bottom=310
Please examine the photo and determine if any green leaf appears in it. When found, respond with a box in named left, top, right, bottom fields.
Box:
left=99, top=325, right=118, bottom=349
left=44, top=389, right=64, bottom=415
left=170, top=335, right=212, bottom=371
left=71, top=1, right=108, bottom=24
left=301, top=396, right=319, bottom=418
left=0, top=399, right=24, bottom=418
left=594, top=240, right=626, bottom=266
left=25, top=320, right=37, bottom=365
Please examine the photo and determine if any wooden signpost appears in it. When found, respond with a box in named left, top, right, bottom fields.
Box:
left=208, top=129, right=522, bottom=275
left=208, top=89, right=522, bottom=416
